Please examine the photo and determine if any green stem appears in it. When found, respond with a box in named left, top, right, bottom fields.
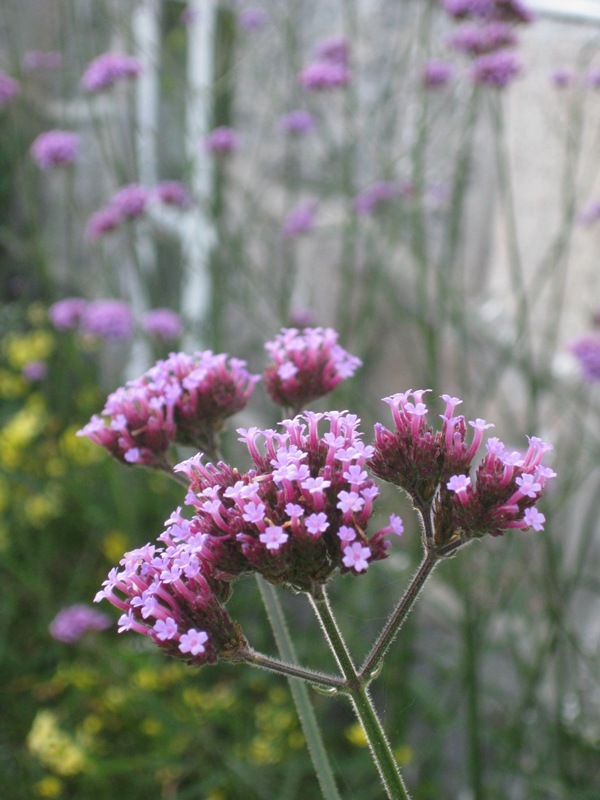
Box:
left=243, top=647, right=344, bottom=691
left=309, top=587, right=411, bottom=800
left=360, top=549, right=438, bottom=681
left=256, top=577, right=342, bottom=800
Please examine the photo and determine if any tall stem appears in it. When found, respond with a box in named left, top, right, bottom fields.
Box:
left=256, top=577, right=342, bottom=800
left=360, top=550, right=438, bottom=681
left=309, top=587, right=411, bottom=800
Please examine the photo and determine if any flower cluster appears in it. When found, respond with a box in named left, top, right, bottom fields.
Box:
left=0, top=70, right=19, bottom=108
left=353, top=181, right=410, bottom=216
left=569, top=334, right=600, bottom=381
left=78, top=350, right=259, bottom=464
left=30, top=130, right=80, bottom=169
left=282, top=202, right=317, bottom=238
left=85, top=182, right=191, bottom=240
left=203, top=126, right=240, bottom=156
left=423, top=59, right=454, bottom=88
left=279, top=109, right=315, bottom=135
left=49, top=298, right=136, bottom=341
left=369, top=391, right=555, bottom=545
left=81, top=52, right=142, bottom=92
left=263, top=328, right=362, bottom=412
left=440, top=0, right=534, bottom=24
left=95, top=540, right=245, bottom=666
left=175, top=410, right=402, bottom=590
left=470, top=50, right=521, bottom=88
left=446, top=21, right=517, bottom=56
left=49, top=604, right=111, bottom=643
left=300, top=36, right=351, bottom=91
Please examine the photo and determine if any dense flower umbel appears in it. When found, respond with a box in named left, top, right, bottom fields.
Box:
left=264, top=328, right=362, bottom=412
left=174, top=411, right=402, bottom=591
left=81, top=52, right=142, bottom=92
left=95, top=540, right=245, bottom=666
left=369, top=391, right=555, bottom=546
left=79, top=350, right=259, bottom=464
left=30, top=130, right=80, bottom=169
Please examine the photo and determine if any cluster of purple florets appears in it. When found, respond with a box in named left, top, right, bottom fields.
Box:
left=81, top=52, right=142, bottom=92
left=299, top=35, right=351, bottom=91
left=49, top=297, right=182, bottom=342
left=30, top=130, right=80, bottom=169
left=369, top=391, right=554, bottom=544
left=85, top=181, right=192, bottom=241
left=263, top=327, right=362, bottom=412
left=79, top=350, right=259, bottom=464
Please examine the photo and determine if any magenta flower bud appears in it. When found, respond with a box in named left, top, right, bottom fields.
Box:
left=108, top=184, right=149, bottom=219
left=30, top=130, right=80, bottom=169
left=153, top=180, right=192, bottom=208
left=49, top=297, right=87, bottom=330
left=49, top=604, right=111, bottom=643
left=142, top=308, right=183, bottom=341
left=282, top=201, right=317, bottom=238
left=299, top=61, right=350, bottom=90
left=470, top=50, right=522, bottom=88
left=80, top=299, right=133, bottom=341
left=203, top=126, right=240, bottom=155
left=263, top=327, right=362, bottom=412
left=81, top=52, right=142, bottom=92
left=423, top=60, right=454, bottom=88
left=0, top=71, right=19, bottom=109
left=85, top=206, right=123, bottom=240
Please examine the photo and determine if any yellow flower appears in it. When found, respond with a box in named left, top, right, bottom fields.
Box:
left=4, top=330, right=53, bottom=369
left=34, top=776, right=63, bottom=798
left=27, top=710, right=87, bottom=776
left=345, top=721, right=368, bottom=747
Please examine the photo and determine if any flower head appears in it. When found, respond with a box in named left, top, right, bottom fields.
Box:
left=263, top=327, right=362, bottom=411
left=282, top=202, right=317, bottom=238
left=569, top=335, right=600, bottom=381
left=109, top=184, right=149, bottom=219
left=173, top=411, right=400, bottom=590
left=353, top=181, right=408, bottom=215
left=79, top=350, right=259, bottom=463
left=153, top=180, right=192, bottom=208
left=423, top=60, right=454, bottom=88
left=31, top=130, right=80, bottom=169
left=80, top=300, right=133, bottom=341
left=470, top=50, right=521, bottom=88
left=49, top=604, right=111, bottom=643
left=95, top=540, right=245, bottom=666
left=447, top=22, right=518, bottom=56
left=369, top=391, right=555, bottom=544
left=0, top=71, right=19, bottom=108
left=81, top=52, right=142, bottom=92
left=204, top=126, right=240, bottom=155
left=142, top=308, right=183, bottom=341
left=85, top=206, right=123, bottom=240
left=279, top=109, right=316, bottom=135
left=49, top=297, right=87, bottom=331
left=313, top=36, right=349, bottom=67
left=300, top=61, right=350, bottom=90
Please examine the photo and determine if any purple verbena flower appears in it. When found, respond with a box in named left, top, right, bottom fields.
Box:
left=279, top=109, right=316, bottom=135
left=49, top=297, right=87, bottom=331
left=80, top=299, right=134, bottom=341
left=369, top=391, right=555, bottom=544
left=446, top=22, right=518, bottom=56
left=80, top=350, right=259, bottom=463
left=49, top=604, right=111, bottom=643
left=0, top=71, right=19, bottom=108
left=81, top=52, right=142, bottom=92
left=109, top=184, right=149, bottom=219
left=264, top=327, right=362, bottom=411
left=85, top=206, right=123, bottom=240
left=353, top=181, right=408, bottom=215
left=470, top=50, right=521, bottom=88
left=282, top=202, right=317, bottom=238
left=30, top=130, right=80, bottom=169
left=569, top=334, right=600, bottom=381
left=153, top=180, right=192, bottom=208
left=22, top=361, right=48, bottom=382
left=423, top=60, right=454, bottom=88
left=299, top=61, right=350, bottom=90
left=551, top=68, right=573, bottom=89
left=203, top=126, right=240, bottom=155
left=313, top=36, right=349, bottom=67
left=440, top=0, right=495, bottom=18
left=95, top=541, right=245, bottom=666
left=239, top=8, right=267, bottom=30
left=172, top=410, right=401, bottom=589
left=142, top=308, right=183, bottom=341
